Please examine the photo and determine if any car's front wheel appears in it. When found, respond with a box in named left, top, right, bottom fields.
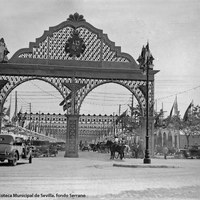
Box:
left=9, top=152, right=18, bottom=166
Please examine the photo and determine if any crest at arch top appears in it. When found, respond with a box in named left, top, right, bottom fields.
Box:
left=67, top=13, right=86, bottom=22
left=10, top=12, right=137, bottom=66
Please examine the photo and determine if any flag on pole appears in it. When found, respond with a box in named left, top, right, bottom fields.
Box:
left=173, top=96, right=179, bottom=116
left=63, top=102, right=71, bottom=111
left=11, top=91, right=18, bottom=123
left=60, top=92, right=72, bottom=111
left=169, top=103, right=174, bottom=119
left=183, top=101, right=193, bottom=122
left=154, top=109, right=163, bottom=127
left=5, top=105, right=11, bottom=117
left=168, top=96, right=179, bottom=124
left=59, top=99, right=65, bottom=106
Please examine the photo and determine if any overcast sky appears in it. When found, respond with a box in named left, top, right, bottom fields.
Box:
left=1, top=0, right=200, bottom=117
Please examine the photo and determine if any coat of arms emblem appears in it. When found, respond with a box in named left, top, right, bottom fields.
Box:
left=65, top=30, right=86, bottom=58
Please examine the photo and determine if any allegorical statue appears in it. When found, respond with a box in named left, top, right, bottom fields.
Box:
left=0, top=37, right=9, bottom=63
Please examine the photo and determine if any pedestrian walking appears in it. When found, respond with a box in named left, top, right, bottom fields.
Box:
left=163, top=146, right=168, bottom=159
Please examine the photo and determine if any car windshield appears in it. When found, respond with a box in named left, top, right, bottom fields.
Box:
left=0, top=135, right=14, bottom=145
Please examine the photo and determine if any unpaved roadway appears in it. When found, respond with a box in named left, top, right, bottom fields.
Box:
left=0, top=151, right=200, bottom=200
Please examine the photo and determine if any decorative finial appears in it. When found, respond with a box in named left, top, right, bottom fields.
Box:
left=67, top=13, right=86, bottom=22
left=0, top=37, right=10, bottom=63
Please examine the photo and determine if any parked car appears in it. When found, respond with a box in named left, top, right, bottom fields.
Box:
left=189, top=145, right=200, bottom=159
left=0, top=134, right=32, bottom=166
left=56, top=142, right=65, bottom=151
left=31, top=140, right=50, bottom=157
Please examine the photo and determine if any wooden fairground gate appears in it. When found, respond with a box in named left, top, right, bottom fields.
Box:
left=0, top=13, right=158, bottom=157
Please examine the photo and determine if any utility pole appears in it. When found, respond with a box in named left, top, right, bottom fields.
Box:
left=155, top=99, right=157, bottom=113
left=113, top=112, right=115, bottom=137
left=38, top=111, right=41, bottom=133
left=131, top=94, right=134, bottom=118
left=130, top=94, right=134, bottom=132
left=29, top=103, right=31, bottom=114
left=119, top=104, right=121, bottom=116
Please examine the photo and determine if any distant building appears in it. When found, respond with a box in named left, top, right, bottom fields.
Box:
left=20, top=113, right=119, bottom=142
left=154, top=127, right=180, bottom=150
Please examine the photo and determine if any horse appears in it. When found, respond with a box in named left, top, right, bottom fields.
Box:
left=99, top=142, right=110, bottom=153
left=106, top=140, right=126, bottom=160
left=89, top=143, right=97, bottom=152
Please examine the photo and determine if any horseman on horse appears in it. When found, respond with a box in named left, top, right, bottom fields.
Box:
left=106, top=137, right=126, bottom=160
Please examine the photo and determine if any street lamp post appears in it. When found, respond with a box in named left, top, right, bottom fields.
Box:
left=137, top=43, right=154, bottom=164
left=144, top=59, right=151, bottom=164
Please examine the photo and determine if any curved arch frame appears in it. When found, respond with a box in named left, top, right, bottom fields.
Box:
left=78, top=80, right=145, bottom=116
left=0, top=76, right=70, bottom=107
left=76, top=78, right=154, bottom=117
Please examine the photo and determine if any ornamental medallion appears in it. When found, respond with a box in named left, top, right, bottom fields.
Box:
left=65, top=30, right=86, bottom=58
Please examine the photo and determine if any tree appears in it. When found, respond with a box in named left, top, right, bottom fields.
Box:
left=161, top=104, right=200, bottom=148
left=179, top=105, right=200, bottom=148
left=122, top=105, right=142, bottom=134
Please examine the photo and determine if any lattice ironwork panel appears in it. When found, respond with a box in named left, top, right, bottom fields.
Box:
left=48, top=27, right=74, bottom=60
left=18, top=53, right=32, bottom=59
left=17, top=25, right=131, bottom=63
left=75, top=27, right=101, bottom=61
left=0, top=76, right=72, bottom=104
left=33, top=37, right=49, bottom=59
left=102, top=42, right=129, bottom=62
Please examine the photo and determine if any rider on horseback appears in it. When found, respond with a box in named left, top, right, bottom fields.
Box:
left=114, top=136, right=119, bottom=144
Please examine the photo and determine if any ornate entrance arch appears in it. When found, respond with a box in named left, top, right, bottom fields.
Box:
left=0, top=13, right=158, bottom=157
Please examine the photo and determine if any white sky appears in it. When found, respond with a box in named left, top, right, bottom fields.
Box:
left=1, top=0, right=200, bottom=117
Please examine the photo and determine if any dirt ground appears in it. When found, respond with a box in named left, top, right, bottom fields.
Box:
left=0, top=151, right=200, bottom=200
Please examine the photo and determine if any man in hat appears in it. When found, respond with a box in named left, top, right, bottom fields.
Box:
left=0, top=38, right=9, bottom=63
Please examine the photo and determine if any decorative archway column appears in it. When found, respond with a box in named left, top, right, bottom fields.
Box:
left=63, top=79, right=86, bottom=158
left=0, top=80, right=9, bottom=133
left=64, top=114, right=80, bottom=157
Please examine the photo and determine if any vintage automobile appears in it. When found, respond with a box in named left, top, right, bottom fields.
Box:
left=174, top=149, right=190, bottom=159
left=31, top=140, right=50, bottom=157
left=0, top=134, right=32, bottom=166
left=56, top=141, right=65, bottom=151
left=49, top=142, right=58, bottom=157
left=189, top=145, right=200, bottom=159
